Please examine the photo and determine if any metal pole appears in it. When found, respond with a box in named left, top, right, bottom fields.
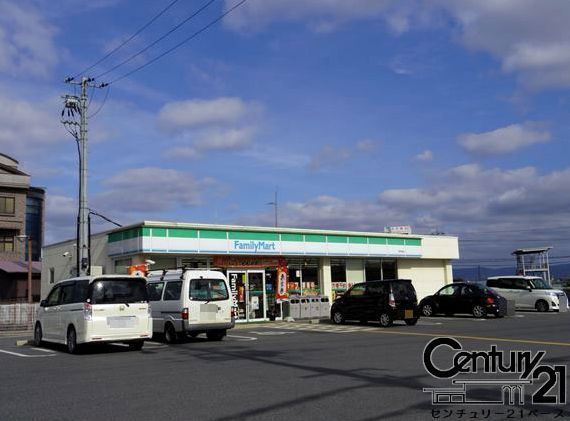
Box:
left=274, top=189, right=278, bottom=228
left=78, top=77, right=90, bottom=276
left=27, top=238, right=32, bottom=303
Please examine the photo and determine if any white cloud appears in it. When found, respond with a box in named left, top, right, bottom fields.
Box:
left=308, top=145, right=351, bottom=172
left=0, top=93, right=65, bottom=155
left=415, top=150, right=433, bottom=161
left=159, top=97, right=262, bottom=158
left=158, top=97, right=258, bottom=131
left=96, top=167, right=217, bottom=213
left=458, top=122, right=551, bottom=155
left=0, top=1, right=59, bottom=77
left=356, top=139, right=377, bottom=152
left=240, top=163, right=570, bottom=259
left=194, top=127, right=257, bottom=151
left=225, top=0, right=570, bottom=91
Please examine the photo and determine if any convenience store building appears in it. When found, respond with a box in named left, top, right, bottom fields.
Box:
left=41, top=221, right=459, bottom=322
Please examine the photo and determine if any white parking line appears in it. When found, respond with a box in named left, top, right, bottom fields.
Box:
left=30, top=347, right=57, bottom=353
left=0, top=349, right=56, bottom=358
left=226, top=334, right=258, bottom=341
left=249, top=331, right=295, bottom=336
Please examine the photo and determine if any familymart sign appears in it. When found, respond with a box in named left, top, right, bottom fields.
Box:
left=108, top=226, right=423, bottom=258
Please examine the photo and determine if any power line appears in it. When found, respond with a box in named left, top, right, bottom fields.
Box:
left=95, top=0, right=219, bottom=80
left=88, top=85, right=111, bottom=118
left=73, top=0, right=181, bottom=79
left=107, top=0, right=248, bottom=85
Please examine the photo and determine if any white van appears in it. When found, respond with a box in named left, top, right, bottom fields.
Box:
left=34, top=276, right=152, bottom=353
left=486, top=276, right=568, bottom=312
left=146, top=269, right=234, bottom=343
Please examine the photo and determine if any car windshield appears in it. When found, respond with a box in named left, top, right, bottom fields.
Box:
left=89, top=278, right=148, bottom=304
left=528, top=278, right=551, bottom=290
left=189, top=279, right=229, bottom=301
left=391, top=281, right=416, bottom=301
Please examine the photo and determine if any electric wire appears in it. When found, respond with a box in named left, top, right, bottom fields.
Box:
left=95, top=0, right=219, bottom=80
left=73, top=0, right=181, bottom=79
left=107, top=0, right=247, bottom=84
left=88, top=85, right=111, bottom=118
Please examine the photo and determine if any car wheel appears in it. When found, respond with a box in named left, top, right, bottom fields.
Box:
left=331, top=310, right=345, bottom=325
left=67, top=326, right=79, bottom=354
left=472, top=305, right=487, bottom=318
left=535, top=300, right=549, bottom=312
left=128, top=340, right=144, bottom=351
left=421, top=303, right=434, bottom=317
left=405, top=318, right=418, bottom=326
left=33, top=323, right=43, bottom=347
left=164, top=323, right=178, bottom=344
left=378, top=312, right=393, bottom=328
left=206, top=330, right=225, bottom=341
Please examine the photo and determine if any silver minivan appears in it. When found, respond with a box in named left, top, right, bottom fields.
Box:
left=146, top=269, right=234, bottom=343
left=486, top=276, right=568, bottom=312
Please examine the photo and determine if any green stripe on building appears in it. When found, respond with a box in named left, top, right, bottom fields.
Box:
left=368, top=237, right=387, bottom=245
left=169, top=228, right=198, bottom=238
left=281, top=233, right=303, bottom=242
left=327, top=235, right=347, bottom=243
left=305, top=234, right=326, bottom=243
left=349, top=236, right=367, bottom=244
left=228, top=231, right=279, bottom=241
left=387, top=238, right=406, bottom=246
left=199, top=230, right=227, bottom=240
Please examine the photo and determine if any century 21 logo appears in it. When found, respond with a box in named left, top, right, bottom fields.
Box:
left=423, top=337, right=567, bottom=405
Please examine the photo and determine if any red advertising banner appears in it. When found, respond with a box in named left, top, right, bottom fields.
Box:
left=276, top=261, right=289, bottom=300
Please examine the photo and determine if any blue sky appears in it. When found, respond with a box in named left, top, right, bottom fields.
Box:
left=1, top=0, right=570, bottom=266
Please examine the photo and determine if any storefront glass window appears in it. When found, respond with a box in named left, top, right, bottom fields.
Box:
left=365, top=260, right=382, bottom=281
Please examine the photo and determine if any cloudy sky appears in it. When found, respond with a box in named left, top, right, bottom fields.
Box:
left=1, top=0, right=569, bottom=266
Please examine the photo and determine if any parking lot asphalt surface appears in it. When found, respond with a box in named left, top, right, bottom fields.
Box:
left=1, top=312, right=569, bottom=421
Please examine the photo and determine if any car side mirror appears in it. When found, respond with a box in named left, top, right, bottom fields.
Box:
left=40, top=300, right=47, bottom=307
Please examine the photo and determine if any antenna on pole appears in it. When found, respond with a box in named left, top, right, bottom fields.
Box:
left=266, top=187, right=278, bottom=228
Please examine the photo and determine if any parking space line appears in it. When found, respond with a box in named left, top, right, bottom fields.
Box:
left=30, top=347, right=57, bottom=353
left=227, top=335, right=258, bottom=341
left=0, top=349, right=56, bottom=358
left=366, top=330, right=570, bottom=347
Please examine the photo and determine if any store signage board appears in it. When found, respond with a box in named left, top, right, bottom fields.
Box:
left=108, top=227, right=423, bottom=258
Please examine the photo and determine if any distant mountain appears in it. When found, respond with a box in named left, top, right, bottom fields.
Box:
left=453, top=263, right=570, bottom=282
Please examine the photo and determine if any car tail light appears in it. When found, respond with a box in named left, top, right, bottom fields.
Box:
left=83, top=303, right=92, bottom=321
left=486, top=297, right=495, bottom=305
left=389, top=292, right=396, bottom=309
left=181, top=308, right=189, bottom=320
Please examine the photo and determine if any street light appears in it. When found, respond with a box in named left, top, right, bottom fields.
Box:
left=16, top=234, right=33, bottom=303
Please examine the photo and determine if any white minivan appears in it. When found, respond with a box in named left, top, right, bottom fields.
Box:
left=35, top=276, right=152, bottom=353
left=146, top=269, right=234, bottom=343
left=486, top=276, right=568, bottom=312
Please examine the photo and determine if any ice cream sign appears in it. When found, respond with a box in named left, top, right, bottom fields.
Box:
left=232, top=240, right=277, bottom=253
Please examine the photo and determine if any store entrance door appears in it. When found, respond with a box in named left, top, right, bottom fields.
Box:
left=227, top=270, right=267, bottom=322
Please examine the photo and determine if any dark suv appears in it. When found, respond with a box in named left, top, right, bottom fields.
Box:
left=330, top=279, right=420, bottom=327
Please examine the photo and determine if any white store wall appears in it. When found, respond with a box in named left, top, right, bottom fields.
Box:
left=397, top=259, right=453, bottom=300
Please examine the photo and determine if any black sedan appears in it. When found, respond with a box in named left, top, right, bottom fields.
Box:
left=419, top=283, right=507, bottom=318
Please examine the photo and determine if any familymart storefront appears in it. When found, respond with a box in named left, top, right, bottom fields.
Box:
left=109, top=222, right=460, bottom=321
left=42, top=221, right=459, bottom=322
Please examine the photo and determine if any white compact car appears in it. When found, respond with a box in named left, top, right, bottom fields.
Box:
left=486, top=276, right=568, bottom=312
left=146, top=269, right=234, bottom=343
left=35, top=275, right=152, bottom=353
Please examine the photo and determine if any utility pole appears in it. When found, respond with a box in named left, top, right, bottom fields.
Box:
left=61, top=76, right=107, bottom=277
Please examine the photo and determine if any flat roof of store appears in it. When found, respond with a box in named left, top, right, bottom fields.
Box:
left=45, top=220, right=458, bottom=248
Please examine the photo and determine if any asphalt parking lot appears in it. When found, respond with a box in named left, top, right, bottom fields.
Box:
left=0, top=312, right=569, bottom=421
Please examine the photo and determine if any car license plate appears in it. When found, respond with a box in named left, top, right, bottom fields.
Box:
left=107, top=316, right=136, bottom=328
left=405, top=309, right=414, bottom=319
